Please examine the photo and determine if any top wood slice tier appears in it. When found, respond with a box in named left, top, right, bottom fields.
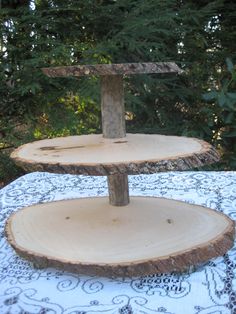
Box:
left=11, top=134, right=219, bottom=176
left=42, top=62, right=182, bottom=77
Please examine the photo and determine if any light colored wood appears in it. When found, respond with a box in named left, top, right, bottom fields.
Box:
left=100, top=75, right=128, bottom=204
left=42, top=62, right=183, bottom=77
left=10, top=134, right=220, bottom=176
left=101, top=75, right=126, bottom=138
left=41, top=61, right=183, bottom=207
left=9, top=61, right=229, bottom=276
left=108, top=174, right=129, bottom=206
left=6, top=197, right=234, bottom=277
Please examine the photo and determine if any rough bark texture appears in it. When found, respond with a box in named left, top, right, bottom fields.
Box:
left=42, top=62, right=183, bottom=77
left=5, top=203, right=235, bottom=277
left=101, top=75, right=126, bottom=138
left=108, top=174, right=129, bottom=206
left=100, top=74, right=128, bottom=204
left=11, top=137, right=220, bottom=176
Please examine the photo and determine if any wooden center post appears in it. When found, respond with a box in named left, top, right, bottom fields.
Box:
left=101, top=75, right=129, bottom=206
left=101, top=75, right=126, bottom=138
left=41, top=62, right=183, bottom=206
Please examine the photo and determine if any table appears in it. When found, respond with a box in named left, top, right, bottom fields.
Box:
left=0, top=171, right=235, bottom=313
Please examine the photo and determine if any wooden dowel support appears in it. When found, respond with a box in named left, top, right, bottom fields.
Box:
left=101, top=75, right=126, bottom=139
left=107, top=174, right=129, bottom=206
left=101, top=75, right=129, bottom=205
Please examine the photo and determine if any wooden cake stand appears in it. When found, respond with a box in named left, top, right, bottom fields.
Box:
left=6, top=63, right=235, bottom=277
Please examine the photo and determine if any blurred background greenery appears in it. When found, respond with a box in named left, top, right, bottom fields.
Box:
left=0, top=0, right=236, bottom=186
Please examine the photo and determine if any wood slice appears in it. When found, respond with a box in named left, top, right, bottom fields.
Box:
left=11, top=134, right=220, bottom=176
left=42, top=62, right=183, bottom=77
left=6, top=197, right=235, bottom=277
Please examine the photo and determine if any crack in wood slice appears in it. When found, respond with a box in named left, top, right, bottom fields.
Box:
left=10, top=135, right=220, bottom=176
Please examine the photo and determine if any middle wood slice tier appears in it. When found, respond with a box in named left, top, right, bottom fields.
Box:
left=11, top=133, right=219, bottom=176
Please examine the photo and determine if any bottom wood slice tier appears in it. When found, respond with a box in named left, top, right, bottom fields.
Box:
left=6, top=197, right=235, bottom=277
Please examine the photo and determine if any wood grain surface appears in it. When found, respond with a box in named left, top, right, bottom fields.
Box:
left=6, top=197, right=235, bottom=277
left=11, top=134, right=220, bottom=176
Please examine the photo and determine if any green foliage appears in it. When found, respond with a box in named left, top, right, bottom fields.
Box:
left=0, top=150, right=25, bottom=185
left=34, top=95, right=100, bottom=139
left=203, top=59, right=236, bottom=169
left=1, top=0, right=236, bottom=185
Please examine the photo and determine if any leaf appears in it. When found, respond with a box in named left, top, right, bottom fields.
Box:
left=226, top=58, right=234, bottom=74
left=218, top=92, right=227, bottom=107
left=227, top=92, right=236, bottom=100
left=223, top=112, right=235, bottom=124
left=232, top=71, right=236, bottom=82
left=225, top=98, right=236, bottom=110
left=202, top=91, right=218, bottom=101
left=222, top=129, right=236, bottom=137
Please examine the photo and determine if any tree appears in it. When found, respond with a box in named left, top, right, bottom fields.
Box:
left=0, top=0, right=236, bottom=184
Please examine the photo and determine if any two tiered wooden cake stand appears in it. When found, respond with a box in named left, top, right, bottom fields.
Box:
left=6, top=63, right=235, bottom=277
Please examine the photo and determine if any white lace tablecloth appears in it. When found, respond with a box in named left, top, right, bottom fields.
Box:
left=0, top=171, right=235, bottom=314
